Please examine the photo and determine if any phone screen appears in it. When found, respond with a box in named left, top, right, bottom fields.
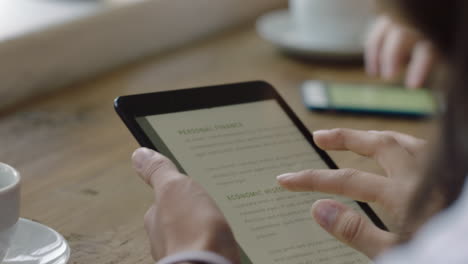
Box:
left=328, top=83, right=436, bottom=114
left=136, top=100, right=371, bottom=264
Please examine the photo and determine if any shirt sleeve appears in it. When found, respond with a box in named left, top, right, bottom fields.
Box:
left=156, top=251, right=232, bottom=264
left=376, top=181, right=468, bottom=264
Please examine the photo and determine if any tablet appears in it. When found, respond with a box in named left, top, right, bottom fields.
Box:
left=115, top=81, right=385, bottom=264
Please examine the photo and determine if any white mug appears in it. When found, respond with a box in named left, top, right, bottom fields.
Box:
left=0, top=163, right=20, bottom=262
left=290, top=0, right=375, bottom=48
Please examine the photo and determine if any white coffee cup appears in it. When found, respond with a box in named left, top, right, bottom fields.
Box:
left=0, top=163, right=20, bottom=262
left=290, top=0, right=375, bottom=49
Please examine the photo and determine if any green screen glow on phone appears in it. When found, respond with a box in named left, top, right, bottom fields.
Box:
left=329, top=83, right=436, bottom=114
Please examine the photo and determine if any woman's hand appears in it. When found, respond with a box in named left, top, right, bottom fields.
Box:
left=365, top=15, right=437, bottom=88
left=132, top=148, right=240, bottom=263
left=278, top=129, right=428, bottom=259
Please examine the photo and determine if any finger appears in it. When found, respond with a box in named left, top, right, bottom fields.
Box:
left=381, top=27, right=418, bottom=80
left=132, top=147, right=186, bottom=192
left=312, top=199, right=396, bottom=259
left=369, top=130, right=426, bottom=155
left=405, top=41, right=436, bottom=89
left=277, top=169, right=392, bottom=208
left=313, top=129, right=414, bottom=175
left=365, top=15, right=392, bottom=76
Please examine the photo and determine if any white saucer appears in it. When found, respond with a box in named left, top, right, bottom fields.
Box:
left=256, top=9, right=365, bottom=59
left=3, top=218, right=70, bottom=264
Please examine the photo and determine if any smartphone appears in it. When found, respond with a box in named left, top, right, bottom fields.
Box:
left=301, top=80, right=437, bottom=117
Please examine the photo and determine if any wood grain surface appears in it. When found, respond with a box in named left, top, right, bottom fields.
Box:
left=0, top=24, right=433, bottom=263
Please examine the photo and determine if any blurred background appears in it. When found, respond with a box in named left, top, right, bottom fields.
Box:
left=0, top=0, right=286, bottom=110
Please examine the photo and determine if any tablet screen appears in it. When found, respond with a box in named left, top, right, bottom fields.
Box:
left=136, top=99, right=371, bottom=264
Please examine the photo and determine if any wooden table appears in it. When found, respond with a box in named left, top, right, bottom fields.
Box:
left=0, top=24, right=433, bottom=263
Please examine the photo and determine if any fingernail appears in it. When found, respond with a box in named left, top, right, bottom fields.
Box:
left=406, top=76, right=420, bottom=89
left=277, top=173, right=295, bottom=181
left=366, top=64, right=376, bottom=77
left=132, top=148, right=155, bottom=171
left=313, top=202, right=339, bottom=230
left=383, top=65, right=394, bottom=80
left=313, top=130, right=329, bottom=136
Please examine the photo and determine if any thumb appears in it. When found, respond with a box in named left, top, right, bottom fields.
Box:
left=311, top=199, right=396, bottom=259
left=132, top=148, right=184, bottom=188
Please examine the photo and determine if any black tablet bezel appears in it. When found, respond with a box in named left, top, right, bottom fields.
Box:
left=114, top=80, right=387, bottom=232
